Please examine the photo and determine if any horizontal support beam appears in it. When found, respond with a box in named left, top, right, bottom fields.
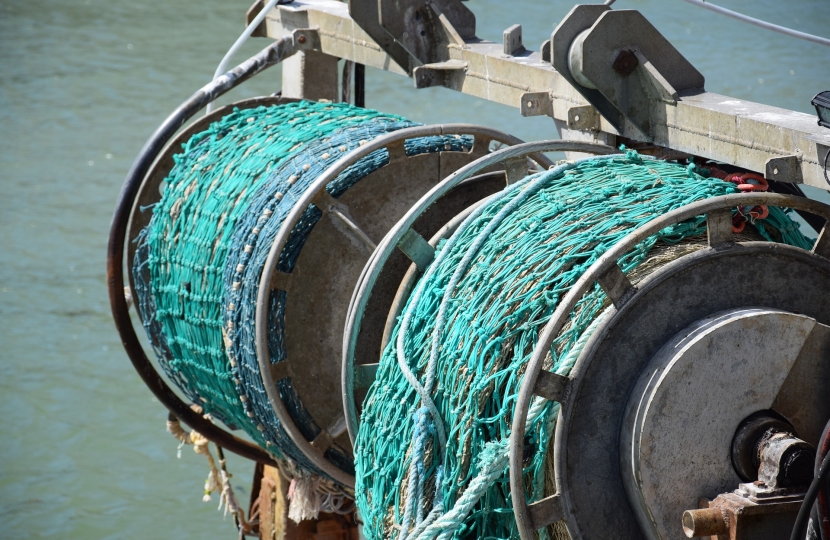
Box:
left=264, top=0, right=830, bottom=190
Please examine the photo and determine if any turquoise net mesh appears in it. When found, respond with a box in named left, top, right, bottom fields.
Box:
left=353, top=152, right=813, bottom=540
left=132, top=101, right=470, bottom=481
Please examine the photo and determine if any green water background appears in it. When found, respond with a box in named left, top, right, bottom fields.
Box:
left=1, top=0, right=828, bottom=537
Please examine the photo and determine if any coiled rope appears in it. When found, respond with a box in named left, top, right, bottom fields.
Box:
left=132, top=101, right=470, bottom=491
left=354, top=151, right=812, bottom=540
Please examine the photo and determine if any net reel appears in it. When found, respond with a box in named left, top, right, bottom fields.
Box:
left=510, top=192, right=830, bottom=540
left=341, top=140, right=616, bottom=444
left=113, top=92, right=558, bottom=491
left=345, top=140, right=829, bottom=540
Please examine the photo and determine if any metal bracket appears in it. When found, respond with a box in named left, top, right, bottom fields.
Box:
left=504, top=157, right=528, bottom=185
left=413, top=59, right=467, bottom=89
left=597, top=262, right=636, bottom=308
left=765, top=154, right=804, bottom=183
left=551, top=5, right=618, bottom=130
left=539, top=39, right=551, bottom=63
left=351, top=0, right=474, bottom=75
left=707, top=208, right=735, bottom=248
left=503, top=24, right=523, bottom=56
left=553, top=7, right=704, bottom=139
left=532, top=371, right=570, bottom=402
left=567, top=105, right=600, bottom=131
left=397, top=228, right=436, bottom=271
left=528, top=494, right=564, bottom=530
left=291, top=28, right=320, bottom=50
left=428, top=0, right=468, bottom=47
left=520, top=91, right=553, bottom=117
left=354, top=363, right=379, bottom=390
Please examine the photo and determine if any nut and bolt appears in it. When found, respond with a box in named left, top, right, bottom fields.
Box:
left=612, top=49, right=639, bottom=77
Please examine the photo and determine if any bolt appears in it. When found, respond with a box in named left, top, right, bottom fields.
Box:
left=297, top=34, right=307, bottom=44
left=613, top=49, right=639, bottom=77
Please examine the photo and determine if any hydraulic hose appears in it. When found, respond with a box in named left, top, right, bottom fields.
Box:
left=791, top=419, right=830, bottom=540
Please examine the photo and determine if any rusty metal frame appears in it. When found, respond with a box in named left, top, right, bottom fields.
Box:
left=261, top=0, right=830, bottom=190
left=507, top=192, right=830, bottom=539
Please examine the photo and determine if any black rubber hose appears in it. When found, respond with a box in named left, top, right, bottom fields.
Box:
left=817, top=420, right=830, bottom=540
left=107, top=35, right=298, bottom=466
left=791, top=419, right=830, bottom=540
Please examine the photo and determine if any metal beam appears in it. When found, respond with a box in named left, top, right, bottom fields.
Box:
left=263, top=0, right=830, bottom=190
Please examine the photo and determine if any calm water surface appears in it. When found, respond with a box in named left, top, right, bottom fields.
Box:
left=1, top=0, right=828, bottom=537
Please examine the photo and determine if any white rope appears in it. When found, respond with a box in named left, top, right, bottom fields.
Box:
left=205, top=0, right=281, bottom=114
left=607, top=0, right=828, bottom=47
left=681, top=0, right=830, bottom=47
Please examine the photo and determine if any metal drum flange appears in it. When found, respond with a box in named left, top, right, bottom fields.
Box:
left=256, top=125, right=557, bottom=487
left=621, top=307, right=830, bottom=540
left=340, top=139, right=617, bottom=445
left=508, top=193, right=830, bottom=540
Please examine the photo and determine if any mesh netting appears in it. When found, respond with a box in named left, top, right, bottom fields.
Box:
left=132, top=100, right=470, bottom=482
left=353, top=151, right=813, bottom=540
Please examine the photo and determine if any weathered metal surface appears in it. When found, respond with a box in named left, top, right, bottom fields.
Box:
left=682, top=507, right=728, bottom=537
left=685, top=490, right=804, bottom=540
left=765, top=154, right=804, bottom=184
left=622, top=309, right=821, bottom=540
left=528, top=494, right=564, bottom=530
left=353, top=362, right=378, bottom=390
left=596, top=262, right=635, bottom=308
left=531, top=371, right=570, bottom=405
left=567, top=105, right=600, bottom=131
left=706, top=208, right=735, bottom=247
left=771, top=322, right=830, bottom=446
left=282, top=48, right=339, bottom=101
left=757, top=432, right=815, bottom=489
left=503, top=156, right=530, bottom=185
left=412, top=59, right=467, bottom=90
left=503, top=24, right=523, bottom=56
left=347, top=0, right=474, bottom=74
left=572, top=10, right=704, bottom=137
left=520, top=91, right=553, bottom=118
left=554, top=246, right=830, bottom=540
left=341, top=140, right=612, bottom=444
left=262, top=0, right=830, bottom=190
left=507, top=193, right=830, bottom=540
left=397, top=229, right=435, bottom=271
left=551, top=5, right=617, bottom=129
